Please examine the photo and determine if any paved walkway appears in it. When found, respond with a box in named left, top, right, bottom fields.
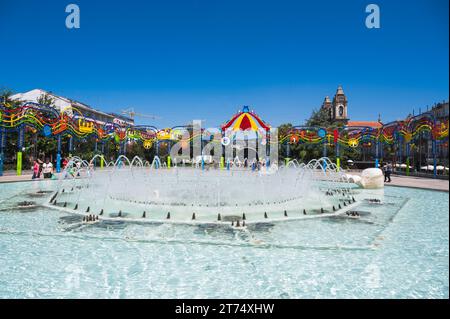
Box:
left=0, top=170, right=448, bottom=192
left=0, top=170, right=35, bottom=183
left=347, top=171, right=449, bottom=192
left=0, top=170, right=64, bottom=183
left=387, top=174, right=449, bottom=192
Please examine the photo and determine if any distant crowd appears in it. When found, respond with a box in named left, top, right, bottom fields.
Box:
left=31, top=157, right=69, bottom=180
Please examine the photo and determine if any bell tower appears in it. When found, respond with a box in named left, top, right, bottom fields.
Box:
left=321, top=96, right=333, bottom=121
left=332, top=85, right=349, bottom=124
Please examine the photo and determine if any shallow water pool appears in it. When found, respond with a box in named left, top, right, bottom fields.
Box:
left=0, top=180, right=448, bottom=298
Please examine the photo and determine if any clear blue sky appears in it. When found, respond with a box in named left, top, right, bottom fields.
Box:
left=0, top=0, right=448, bottom=127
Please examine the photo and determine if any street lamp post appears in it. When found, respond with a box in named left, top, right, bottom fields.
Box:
left=56, top=134, right=62, bottom=173
left=17, top=124, right=24, bottom=176
left=0, top=127, right=5, bottom=176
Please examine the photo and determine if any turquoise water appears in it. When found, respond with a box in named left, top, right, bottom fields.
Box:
left=0, top=180, right=448, bottom=298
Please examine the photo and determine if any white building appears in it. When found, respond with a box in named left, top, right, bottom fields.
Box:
left=11, top=89, right=133, bottom=126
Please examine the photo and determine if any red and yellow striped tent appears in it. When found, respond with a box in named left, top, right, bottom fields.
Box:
left=221, top=106, right=270, bottom=132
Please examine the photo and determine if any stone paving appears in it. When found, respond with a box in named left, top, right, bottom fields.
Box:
left=0, top=170, right=35, bottom=183
left=387, top=174, right=449, bottom=192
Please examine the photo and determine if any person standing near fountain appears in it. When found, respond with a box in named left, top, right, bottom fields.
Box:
left=384, top=162, right=392, bottom=183
left=62, top=157, right=68, bottom=169
left=42, top=158, right=53, bottom=179
left=32, top=160, right=40, bottom=179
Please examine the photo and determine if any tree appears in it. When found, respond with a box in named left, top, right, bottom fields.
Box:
left=306, top=107, right=345, bottom=129
left=0, top=88, right=22, bottom=107
left=37, top=136, right=58, bottom=161
left=306, top=107, right=333, bottom=127
left=37, top=93, right=55, bottom=106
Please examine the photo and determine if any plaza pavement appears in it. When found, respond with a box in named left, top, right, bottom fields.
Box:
left=386, top=174, right=449, bottom=192
left=0, top=170, right=36, bottom=183
left=0, top=169, right=448, bottom=192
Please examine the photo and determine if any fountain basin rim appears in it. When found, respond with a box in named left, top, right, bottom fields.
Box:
left=42, top=201, right=360, bottom=226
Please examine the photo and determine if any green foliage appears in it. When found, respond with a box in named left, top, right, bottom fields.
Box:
left=37, top=137, right=58, bottom=160
left=36, top=93, right=55, bottom=106
left=306, top=107, right=333, bottom=127
left=0, top=88, right=22, bottom=107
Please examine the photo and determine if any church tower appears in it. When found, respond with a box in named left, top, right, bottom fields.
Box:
left=331, top=85, right=348, bottom=124
left=321, top=96, right=333, bottom=121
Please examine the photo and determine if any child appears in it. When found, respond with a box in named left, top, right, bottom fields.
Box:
left=32, top=160, right=40, bottom=179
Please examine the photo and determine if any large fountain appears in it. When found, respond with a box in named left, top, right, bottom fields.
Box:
left=44, top=156, right=359, bottom=227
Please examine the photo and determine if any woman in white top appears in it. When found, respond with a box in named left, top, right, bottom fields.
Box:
left=42, top=158, right=53, bottom=179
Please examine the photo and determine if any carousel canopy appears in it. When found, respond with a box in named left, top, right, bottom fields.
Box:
left=221, top=106, right=270, bottom=132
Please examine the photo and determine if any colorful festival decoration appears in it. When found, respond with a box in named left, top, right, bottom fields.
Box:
left=0, top=101, right=448, bottom=163
left=221, top=106, right=270, bottom=132
left=43, top=125, right=52, bottom=137
left=143, top=140, right=153, bottom=149
left=157, top=128, right=172, bottom=140
left=221, top=137, right=231, bottom=146
left=78, top=119, right=94, bottom=134
left=348, top=138, right=359, bottom=148
left=317, top=129, right=326, bottom=138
